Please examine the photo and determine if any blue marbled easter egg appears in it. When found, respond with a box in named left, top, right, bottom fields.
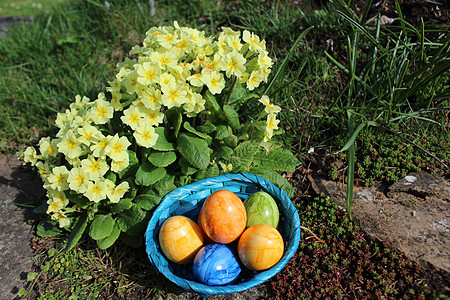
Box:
left=192, top=244, right=241, bottom=285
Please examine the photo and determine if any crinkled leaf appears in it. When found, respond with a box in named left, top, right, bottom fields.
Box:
left=195, top=164, right=219, bottom=180
left=197, top=123, right=216, bottom=134
left=135, top=189, right=162, bottom=211
left=135, top=162, right=166, bottom=186
left=65, top=192, right=90, bottom=209
left=234, top=140, right=258, bottom=159
left=118, top=150, right=139, bottom=179
left=179, top=157, right=198, bottom=175
left=96, top=223, right=121, bottom=250
left=223, top=135, right=238, bottom=148
left=212, top=146, right=234, bottom=160
left=116, top=204, right=146, bottom=232
left=223, top=105, right=241, bottom=131
left=89, top=214, right=115, bottom=240
left=177, top=133, right=210, bottom=169
left=153, top=127, right=175, bottom=151
left=65, top=213, right=88, bottom=252
left=111, top=198, right=133, bottom=213
left=183, top=122, right=210, bottom=139
left=253, top=147, right=300, bottom=173
left=154, top=174, right=177, bottom=197
left=248, top=166, right=295, bottom=198
left=148, top=151, right=177, bottom=167
left=36, top=217, right=62, bottom=237
left=215, top=125, right=229, bottom=140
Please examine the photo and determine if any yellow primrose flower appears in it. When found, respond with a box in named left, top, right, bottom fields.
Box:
left=221, top=52, right=246, bottom=78
left=159, top=73, right=176, bottom=87
left=246, top=70, right=265, bottom=91
left=140, top=87, right=162, bottom=111
left=133, top=124, right=158, bottom=148
left=140, top=107, right=164, bottom=127
left=187, top=73, right=204, bottom=87
left=121, top=105, right=143, bottom=130
left=150, top=51, right=177, bottom=69
left=202, top=71, right=225, bottom=95
left=84, top=180, right=108, bottom=203
left=258, top=51, right=273, bottom=70
left=266, top=113, right=280, bottom=133
left=157, top=32, right=177, bottom=49
left=243, top=30, right=265, bottom=52
left=89, top=98, right=114, bottom=125
left=107, top=181, right=130, bottom=203
left=122, top=70, right=142, bottom=94
left=23, top=146, right=38, bottom=166
left=35, top=161, right=51, bottom=181
left=227, top=35, right=243, bottom=52
left=105, top=134, right=131, bottom=162
left=56, top=212, right=71, bottom=228
left=80, top=155, right=109, bottom=180
left=184, top=91, right=205, bottom=117
left=38, top=137, right=58, bottom=159
left=259, top=95, right=282, bottom=114
left=184, top=27, right=207, bottom=47
left=68, top=166, right=90, bottom=193
left=78, top=124, right=99, bottom=146
left=48, top=166, right=69, bottom=191
left=110, top=154, right=129, bottom=173
left=90, top=133, right=112, bottom=158
left=161, top=82, right=187, bottom=108
left=110, top=91, right=123, bottom=111
left=137, top=62, right=160, bottom=86
left=57, top=130, right=82, bottom=159
left=46, top=190, right=68, bottom=214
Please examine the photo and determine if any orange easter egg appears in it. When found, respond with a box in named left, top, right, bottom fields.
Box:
left=237, top=224, right=284, bottom=271
left=159, top=215, right=204, bottom=264
left=198, top=190, right=247, bottom=244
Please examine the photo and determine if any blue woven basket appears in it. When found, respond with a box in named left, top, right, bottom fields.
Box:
left=145, top=172, right=301, bottom=298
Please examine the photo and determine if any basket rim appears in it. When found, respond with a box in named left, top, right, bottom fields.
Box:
left=145, top=172, right=301, bottom=297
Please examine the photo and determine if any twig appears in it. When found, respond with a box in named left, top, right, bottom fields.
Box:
left=380, top=126, right=450, bottom=172
left=301, top=226, right=326, bottom=244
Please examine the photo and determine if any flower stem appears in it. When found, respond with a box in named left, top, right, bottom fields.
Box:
left=225, top=75, right=237, bottom=106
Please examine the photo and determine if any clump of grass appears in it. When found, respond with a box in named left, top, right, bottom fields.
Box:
left=265, top=195, right=442, bottom=299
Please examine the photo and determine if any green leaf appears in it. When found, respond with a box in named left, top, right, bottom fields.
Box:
left=36, top=218, right=63, bottom=237
left=197, top=123, right=216, bottom=134
left=153, top=174, right=177, bottom=197
left=195, top=164, right=219, bottom=180
left=105, top=171, right=117, bottom=184
left=111, top=198, right=133, bottom=213
left=96, top=223, right=121, bottom=250
left=253, top=147, right=300, bottom=173
left=215, top=125, right=230, bottom=140
left=17, top=288, right=27, bottom=297
left=148, top=151, right=177, bottom=167
left=153, top=127, right=175, bottom=151
left=228, top=81, right=257, bottom=109
left=223, top=135, right=238, bottom=148
left=234, top=140, right=258, bottom=159
left=89, top=214, right=115, bottom=240
left=116, top=204, right=146, bottom=232
left=165, top=107, right=183, bottom=139
left=248, top=166, right=295, bottom=198
left=27, top=272, right=38, bottom=281
left=65, top=192, right=90, bottom=209
left=118, top=150, right=139, bottom=179
left=204, top=90, right=221, bottom=114
left=179, top=157, right=198, bottom=175
left=135, top=189, right=162, bottom=210
left=337, top=121, right=377, bottom=153
left=65, top=213, right=88, bottom=252
left=135, top=162, right=166, bottom=186
left=212, top=146, right=233, bottom=160
left=183, top=122, right=210, bottom=139
left=177, top=133, right=210, bottom=169
left=223, top=105, right=241, bottom=130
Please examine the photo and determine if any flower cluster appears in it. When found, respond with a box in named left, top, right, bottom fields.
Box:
left=23, top=22, right=281, bottom=230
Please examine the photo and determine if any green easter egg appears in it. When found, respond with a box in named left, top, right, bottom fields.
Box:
left=244, top=191, right=279, bottom=229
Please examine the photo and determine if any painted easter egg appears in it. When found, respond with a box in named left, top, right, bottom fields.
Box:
left=244, top=191, right=280, bottom=228
left=192, top=243, right=241, bottom=285
left=158, top=215, right=204, bottom=264
left=198, top=190, right=247, bottom=244
left=237, top=224, right=284, bottom=271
